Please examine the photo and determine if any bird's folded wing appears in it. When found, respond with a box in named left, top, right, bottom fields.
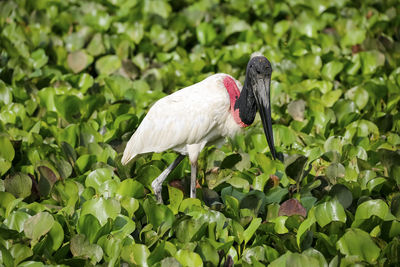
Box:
left=121, top=84, right=229, bottom=164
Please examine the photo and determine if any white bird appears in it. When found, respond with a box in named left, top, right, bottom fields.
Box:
left=121, top=55, right=277, bottom=203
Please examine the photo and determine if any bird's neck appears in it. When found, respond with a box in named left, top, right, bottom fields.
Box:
left=223, top=76, right=255, bottom=128
left=234, top=76, right=257, bottom=126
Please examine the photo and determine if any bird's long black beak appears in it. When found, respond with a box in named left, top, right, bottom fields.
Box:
left=253, top=77, right=277, bottom=159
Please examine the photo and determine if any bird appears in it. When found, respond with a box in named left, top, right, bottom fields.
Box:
left=121, top=54, right=277, bottom=203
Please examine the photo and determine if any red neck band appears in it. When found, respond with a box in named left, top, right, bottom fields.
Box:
left=223, top=76, right=249, bottom=128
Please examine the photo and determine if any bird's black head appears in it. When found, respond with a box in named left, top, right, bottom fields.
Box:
left=247, top=56, right=272, bottom=79
left=246, top=55, right=277, bottom=159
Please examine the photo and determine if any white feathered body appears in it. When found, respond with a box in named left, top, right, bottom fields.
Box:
left=121, top=73, right=244, bottom=164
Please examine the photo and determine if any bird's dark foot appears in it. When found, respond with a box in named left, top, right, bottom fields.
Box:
left=151, top=180, right=163, bottom=204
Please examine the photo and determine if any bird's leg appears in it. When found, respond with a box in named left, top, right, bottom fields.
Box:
left=151, top=154, right=185, bottom=203
left=190, top=161, right=197, bottom=198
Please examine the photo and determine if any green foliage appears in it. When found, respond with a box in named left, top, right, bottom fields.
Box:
left=0, top=0, right=400, bottom=265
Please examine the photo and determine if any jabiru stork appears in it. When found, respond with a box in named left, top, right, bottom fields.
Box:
left=121, top=54, right=277, bottom=203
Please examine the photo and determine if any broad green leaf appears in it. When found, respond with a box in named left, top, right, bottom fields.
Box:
left=196, top=240, right=219, bottom=266
left=360, top=50, right=385, bottom=75
left=326, top=163, right=345, bottom=180
left=244, top=217, right=262, bottom=244
left=329, top=184, right=353, bottom=209
left=242, top=246, right=265, bottom=264
left=120, top=196, right=140, bottom=218
left=80, top=197, right=121, bottom=225
left=297, top=54, right=322, bottom=78
left=271, top=216, right=289, bottom=234
left=345, top=86, right=369, bottom=109
left=111, top=215, right=136, bottom=237
left=54, top=95, right=81, bottom=122
left=336, top=228, right=380, bottom=264
left=143, top=199, right=174, bottom=229
left=70, top=234, right=103, bottom=264
left=0, top=81, right=13, bottom=105
left=175, top=217, right=206, bottom=243
left=116, top=179, right=145, bottom=199
left=78, top=214, right=101, bottom=243
left=196, top=23, right=217, bottom=45
left=287, top=100, right=306, bottom=121
left=297, top=210, right=316, bottom=247
left=269, top=250, right=322, bottom=267
left=121, top=243, right=150, bottom=267
left=10, top=244, right=33, bottom=265
left=4, top=211, right=31, bottom=232
left=67, top=50, right=93, bottom=73
left=179, top=198, right=202, bottom=213
left=321, top=90, right=342, bottom=107
left=4, top=172, right=32, bottom=198
left=168, top=185, right=183, bottom=214
left=315, top=200, right=346, bottom=227
left=0, top=135, right=14, bottom=162
left=24, top=212, right=55, bottom=244
left=354, top=199, right=390, bottom=222
left=175, top=249, right=203, bottom=267
left=18, top=262, right=44, bottom=267
left=322, top=61, right=344, bottom=81
left=51, top=180, right=79, bottom=207
left=95, top=55, right=121, bottom=75
left=85, top=168, right=114, bottom=193
left=29, top=49, right=48, bottom=69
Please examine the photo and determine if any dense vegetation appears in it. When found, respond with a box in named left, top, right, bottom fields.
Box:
left=1, top=0, right=400, bottom=266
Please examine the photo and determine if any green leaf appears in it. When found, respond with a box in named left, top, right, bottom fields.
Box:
left=4, top=172, right=32, bottom=198
left=315, top=200, right=346, bottom=227
left=10, top=244, right=33, bottom=265
left=121, top=243, right=150, bottom=267
left=175, top=249, right=203, bottom=267
left=143, top=199, right=174, bottom=230
left=111, top=215, right=136, bottom=237
left=196, top=23, right=217, bottom=45
left=4, top=211, right=31, bottom=232
left=85, top=168, right=114, bottom=193
left=0, top=135, right=15, bottom=162
left=345, top=86, right=369, bottom=110
left=24, top=212, right=55, bottom=244
left=326, top=163, right=345, bottom=180
left=116, top=179, right=145, bottom=199
left=36, top=162, right=60, bottom=197
left=29, top=49, right=48, bottom=69
left=0, top=81, right=13, bottom=105
left=70, top=234, right=103, bottom=264
left=54, top=95, right=81, bottom=122
left=95, top=55, right=121, bottom=75
left=51, top=180, right=79, bottom=207
left=78, top=214, right=101, bottom=243
left=297, top=211, right=316, bottom=247
left=67, top=50, right=93, bottom=73
left=168, top=185, right=183, bottom=214
left=322, top=61, right=344, bottom=81
left=80, top=197, right=121, bottom=225
left=243, top=217, right=261, bottom=244
left=329, top=184, right=353, bottom=209
left=196, top=240, right=219, bottom=266
left=336, top=228, right=380, bottom=264
left=354, top=199, right=390, bottom=222
left=321, top=90, right=342, bottom=107
left=287, top=100, right=306, bottom=121
left=360, top=50, right=385, bottom=75
left=297, top=54, right=322, bottom=78
left=120, top=196, right=140, bottom=218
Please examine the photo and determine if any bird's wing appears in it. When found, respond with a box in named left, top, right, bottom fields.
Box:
left=121, top=75, right=231, bottom=165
